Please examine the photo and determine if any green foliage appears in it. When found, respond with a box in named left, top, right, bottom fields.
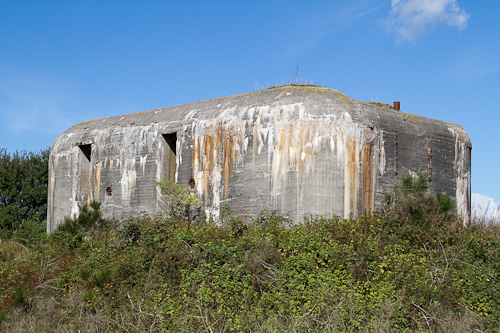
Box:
left=368, top=100, right=396, bottom=110
left=11, top=219, right=47, bottom=243
left=1, top=203, right=500, bottom=331
left=56, top=200, right=108, bottom=234
left=384, top=171, right=455, bottom=227
left=0, top=149, right=48, bottom=238
left=90, top=268, right=113, bottom=288
left=53, top=201, right=111, bottom=252
left=219, top=204, right=249, bottom=237
left=437, top=192, right=454, bottom=214
left=12, top=287, right=29, bottom=309
left=156, top=179, right=203, bottom=221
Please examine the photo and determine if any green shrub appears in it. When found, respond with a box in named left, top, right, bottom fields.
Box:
left=384, top=171, right=455, bottom=226
left=12, top=220, right=46, bottom=243
left=56, top=200, right=108, bottom=234
left=2, top=199, right=500, bottom=331
left=12, top=287, right=29, bottom=308
left=121, top=217, right=142, bottom=245
left=90, top=269, right=113, bottom=288
left=0, top=149, right=48, bottom=235
left=156, top=180, right=203, bottom=221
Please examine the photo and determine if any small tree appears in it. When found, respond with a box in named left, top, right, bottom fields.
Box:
left=383, top=171, right=454, bottom=225
left=0, top=149, right=48, bottom=236
left=56, top=200, right=109, bottom=234
left=156, top=180, right=203, bottom=221
left=54, top=200, right=110, bottom=249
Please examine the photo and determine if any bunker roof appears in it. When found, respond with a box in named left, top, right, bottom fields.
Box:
left=59, top=85, right=470, bottom=147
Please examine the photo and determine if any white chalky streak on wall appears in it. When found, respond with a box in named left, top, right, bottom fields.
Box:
left=140, top=156, right=147, bottom=175
left=49, top=124, right=169, bottom=218
left=48, top=96, right=388, bottom=230
left=189, top=103, right=378, bottom=219
left=46, top=88, right=472, bottom=233
left=449, top=126, right=471, bottom=220
left=94, top=162, right=102, bottom=200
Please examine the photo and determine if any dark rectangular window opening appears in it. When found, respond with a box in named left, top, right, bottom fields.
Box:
left=162, top=133, right=177, bottom=156
left=78, top=144, right=92, bottom=161
left=77, top=143, right=92, bottom=203
left=161, top=133, right=177, bottom=182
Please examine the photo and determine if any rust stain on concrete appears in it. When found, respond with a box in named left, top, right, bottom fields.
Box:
left=193, top=120, right=245, bottom=204
left=94, top=162, right=102, bottom=200
left=361, top=129, right=377, bottom=214
left=361, top=142, right=375, bottom=214
left=344, top=136, right=359, bottom=218
left=46, top=86, right=470, bottom=231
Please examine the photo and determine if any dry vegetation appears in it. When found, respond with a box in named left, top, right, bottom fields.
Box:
left=1, top=180, right=499, bottom=332
left=367, top=101, right=396, bottom=110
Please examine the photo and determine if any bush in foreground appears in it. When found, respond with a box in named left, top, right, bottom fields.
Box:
left=0, top=204, right=499, bottom=332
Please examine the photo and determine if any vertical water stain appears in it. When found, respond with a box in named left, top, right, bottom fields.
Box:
left=94, top=162, right=102, bottom=200
left=362, top=129, right=377, bottom=214
left=362, top=142, right=375, bottom=214
left=192, top=121, right=245, bottom=205
left=393, top=131, right=398, bottom=186
left=427, top=139, right=432, bottom=186
left=188, top=104, right=387, bottom=219
left=344, top=137, right=359, bottom=218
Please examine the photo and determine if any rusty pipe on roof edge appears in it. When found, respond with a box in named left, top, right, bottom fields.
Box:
left=393, top=101, right=400, bottom=111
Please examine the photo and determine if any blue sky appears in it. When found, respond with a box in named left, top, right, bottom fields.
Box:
left=1, top=0, right=499, bottom=202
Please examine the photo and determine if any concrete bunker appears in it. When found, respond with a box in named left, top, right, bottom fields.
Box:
left=47, top=86, right=472, bottom=232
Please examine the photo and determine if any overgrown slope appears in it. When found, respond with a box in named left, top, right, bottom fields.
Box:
left=1, top=204, right=499, bottom=332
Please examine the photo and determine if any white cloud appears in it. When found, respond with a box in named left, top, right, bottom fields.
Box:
left=472, top=193, right=500, bottom=223
left=385, top=0, right=470, bottom=43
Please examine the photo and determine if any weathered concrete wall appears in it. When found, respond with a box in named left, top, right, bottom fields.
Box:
left=47, top=86, right=471, bottom=232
